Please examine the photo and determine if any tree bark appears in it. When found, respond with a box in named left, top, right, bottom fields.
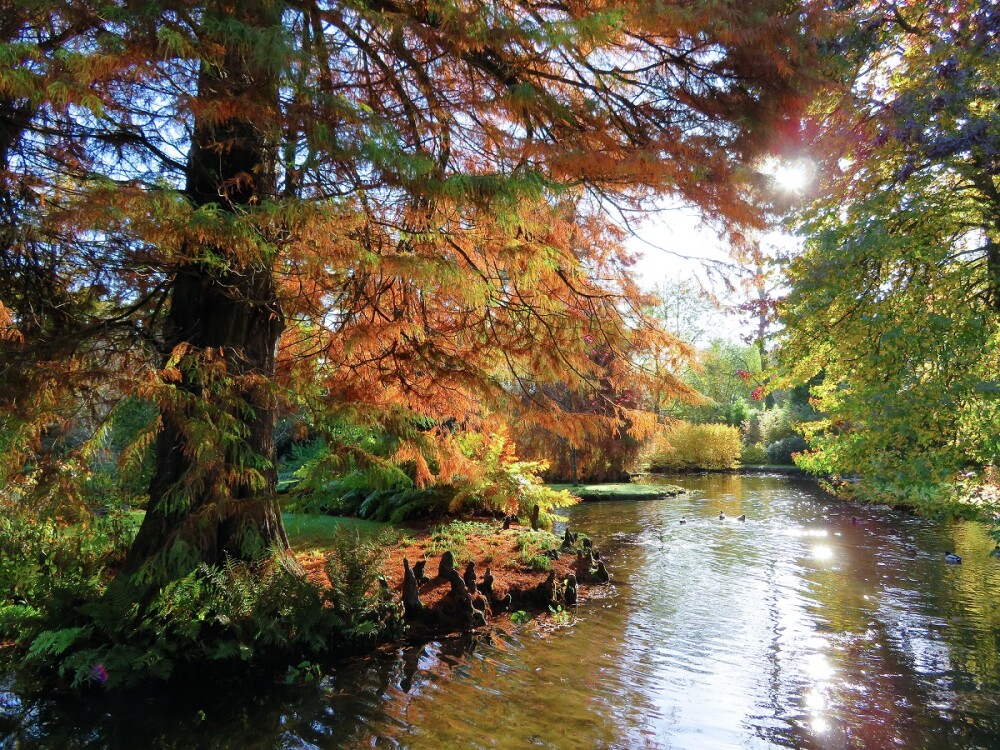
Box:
left=970, top=174, right=1000, bottom=313
left=988, top=236, right=1000, bottom=314
left=121, top=0, right=288, bottom=583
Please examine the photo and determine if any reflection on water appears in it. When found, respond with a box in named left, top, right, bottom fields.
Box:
left=5, top=474, right=1000, bottom=749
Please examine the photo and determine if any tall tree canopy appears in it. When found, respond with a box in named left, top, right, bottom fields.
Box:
left=1, top=0, right=818, bottom=586
left=778, top=0, right=1000, bottom=495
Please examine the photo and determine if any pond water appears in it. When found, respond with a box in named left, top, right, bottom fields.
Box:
left=5, top=474, right=1000, bottom=749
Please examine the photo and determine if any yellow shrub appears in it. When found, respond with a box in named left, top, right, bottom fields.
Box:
left=642, top=421, right=742, bottom=471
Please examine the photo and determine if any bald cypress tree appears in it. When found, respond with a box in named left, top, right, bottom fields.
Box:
left=1, top=0, right=819, bottom=588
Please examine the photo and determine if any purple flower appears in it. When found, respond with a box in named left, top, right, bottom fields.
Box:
left=90, top=663, right=109, bottom=685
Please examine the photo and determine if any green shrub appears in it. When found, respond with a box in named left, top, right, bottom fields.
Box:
left=302, top=432, right=577, bottom=528
left=514, top=529, right=559, bottom=570
left=643, top=422, right=742, bottom=471
left=6, top=519, right=404, bottom=688
left=758, top=403, right=816, bottom=446
left=724, top=398, right=751, bottom=428
left=354, top=486, right=452, bottom=523
left=0, top=505, right=138, bottom=640
left=740, top=443, right=768, bottom=465
left=765, top=436, right=808, bottom=465
left=20, top=558, right=340, bottom=688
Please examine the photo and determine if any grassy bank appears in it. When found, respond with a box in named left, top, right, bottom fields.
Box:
left=282, top=513, right=389, bottom=551
left=548, top=483, right=685, bottom=501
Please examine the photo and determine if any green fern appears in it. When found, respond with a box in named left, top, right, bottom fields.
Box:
left=26, top=626, right=92, bottom=661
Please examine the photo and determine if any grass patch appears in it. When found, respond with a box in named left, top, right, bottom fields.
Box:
left=547, top=483, right=685, bottom=501
left=514, top=529, right=559, bottom=553
left=517, top=551, right=552, bottom=571
left=282, top=514, right=392, bottom=552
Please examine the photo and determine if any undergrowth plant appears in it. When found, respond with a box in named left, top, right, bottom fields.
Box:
left=514, top=530, right=560, bottom=571
left=423, top=520, right=498, bottom=566
left=0, top=505, right=138, bottom=642
left=548, top=605, right=572, bottom=626
left=22, top=558, right=337, bottom=688
left=517, top=551, right=552, bottom=572
left=323, top=528, right=404, bottom=647
left=286, top=428, right=577, bottom=527
left=450, top=431, right=578, bottom=529
left=4, top=513, right=406, bottom=688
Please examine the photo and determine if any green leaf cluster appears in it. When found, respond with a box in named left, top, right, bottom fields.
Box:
left=778, top=0, right=1000, bottom=511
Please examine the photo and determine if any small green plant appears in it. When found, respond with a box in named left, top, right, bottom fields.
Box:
left=549, top=605, right=571, bottom=626
left=0, top=505, right=139, bottom=643
left=12, top=524, right=406, bottom=688
left=17, top=556, right=339, bottom=688
left=285, top=660, right=322, bottom=684
left=513, top=529, right=559, bottom=571
left=1, top=494, right=411, bottom=688
left=517, top=551, right=552, bottom=571
left=510, top=610, right=530, bottom=626
left=423, top=520, right=497, bottom=565
left=514, top=529, right=559, bottom=553
left=324, top=528, right=405, bottom=647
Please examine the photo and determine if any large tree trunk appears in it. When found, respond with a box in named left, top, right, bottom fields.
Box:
left=121, top=0, right=288, bottom=583
left=0, top=96, right=31, bottom=306
left=988, top=236, right=1000, bottom=314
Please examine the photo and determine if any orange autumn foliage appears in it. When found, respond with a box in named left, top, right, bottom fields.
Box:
left=0, top=0, right=823, bottom=579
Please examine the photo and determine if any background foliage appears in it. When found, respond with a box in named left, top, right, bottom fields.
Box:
left=777, top=0, right=1000, bottom=507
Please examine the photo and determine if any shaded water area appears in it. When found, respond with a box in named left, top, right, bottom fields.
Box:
left=5, top=474, right=1000, bottom=748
